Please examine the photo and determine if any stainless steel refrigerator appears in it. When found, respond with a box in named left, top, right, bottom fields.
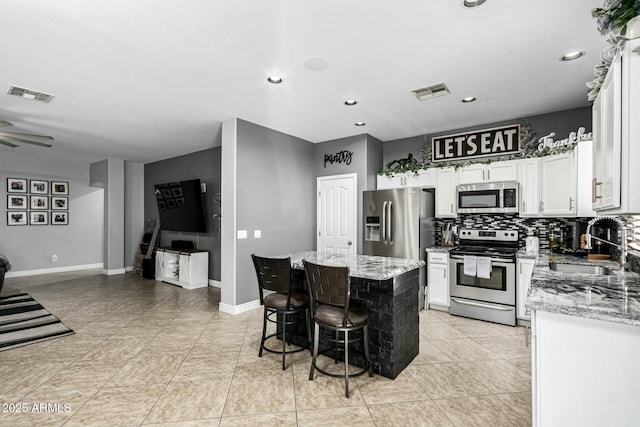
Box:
left=363, top=187, right=436, bottom=308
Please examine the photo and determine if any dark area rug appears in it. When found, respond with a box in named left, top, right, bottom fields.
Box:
left=0, top=293, right=74, bottom=351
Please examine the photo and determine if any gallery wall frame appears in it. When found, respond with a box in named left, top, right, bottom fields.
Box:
left=52, top=211, right=68, bottom=225
left=7, top=195, right=27, bottom=209
left=51, top=196, right=68, bottom=210
left=7, top=211, right=27, bottom=225
left=30, top=195, right=48, bottom=210
left=30, top=179, right=49, bottom=194
left=51, top=181, right=69, bottom=195
left=7, top=178, right=27, bottom=193
left=29, top=211, right=48, bottom=225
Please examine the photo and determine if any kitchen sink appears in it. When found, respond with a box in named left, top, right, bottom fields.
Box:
left=548, top=262, right=613, bottom=276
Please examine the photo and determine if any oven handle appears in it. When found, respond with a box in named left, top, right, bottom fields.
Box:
left=450, top=297, right=514, bottom=312
left=450, top=255, right=514, bottom=264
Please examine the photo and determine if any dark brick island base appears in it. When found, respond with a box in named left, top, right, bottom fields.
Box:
left=284, top=252, right=423, bottom=380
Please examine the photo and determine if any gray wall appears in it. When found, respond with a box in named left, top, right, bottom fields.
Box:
left=0, top=151, right=103, bottom=272
left=382, top=106, right=593, bottom=165
left=125, top=161, right=145, bottom=269
left=144, top=147, right=222, bottom=281
left=314, top=133, right=383, bottom=253
left=234, top=119, right=316, bottom=305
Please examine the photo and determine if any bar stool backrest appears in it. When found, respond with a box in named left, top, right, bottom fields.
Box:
left=303, top=260, right=351, bottom=326
left=252, top=254, right=293, bottom=307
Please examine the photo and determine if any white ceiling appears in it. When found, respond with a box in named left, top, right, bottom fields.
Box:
left=0, top=0, right=607, bottom=164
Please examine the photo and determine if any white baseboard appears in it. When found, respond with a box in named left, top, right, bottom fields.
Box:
left=125, top=266, right=135, bottom=272
left=219, top=299, right=260, bottom=315
left=209, top=279, right=221, bottom=288
left=102, top=268, right=126, bottom=276
left=6, top=263, right=104, bottom=278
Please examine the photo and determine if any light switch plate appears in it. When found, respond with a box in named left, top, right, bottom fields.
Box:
left=237, top=230, right=247, bottom=239
left=254, top=230, right=261, bottom=238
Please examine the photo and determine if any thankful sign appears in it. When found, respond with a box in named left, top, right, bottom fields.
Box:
left=432, top=124, right=521, bottom=162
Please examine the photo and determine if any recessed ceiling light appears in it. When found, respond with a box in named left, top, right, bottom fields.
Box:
left=462, top=96, right=477, bottom=103
left=267, top=76, right=283, bottom=84
left=463, top=0, right=486, bottom=8
left=7, top=85, right=54, bottom=103
left=560, top=51, right=585, bottom=61
left=344, top=99, right=357, bottom=106
left=355, top=122, right=366, bottom=127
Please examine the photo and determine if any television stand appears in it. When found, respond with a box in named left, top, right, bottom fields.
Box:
left=155, top=248, right=209, bottom=289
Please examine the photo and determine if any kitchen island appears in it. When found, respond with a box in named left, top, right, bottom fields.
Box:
left=526, top=253, right=640, bottom=427
left=281, top=251, right=424, bottom=379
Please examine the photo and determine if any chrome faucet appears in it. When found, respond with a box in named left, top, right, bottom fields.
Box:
left=584, top=216, right=629, bottom=270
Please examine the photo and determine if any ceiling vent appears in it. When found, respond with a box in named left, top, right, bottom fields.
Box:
left=411, top=83, right=451, bottom=101
left=7, top=85, right=54, bottom=103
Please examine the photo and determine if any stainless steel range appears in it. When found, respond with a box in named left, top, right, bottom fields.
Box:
left=449, top=228, right=518, bottom=326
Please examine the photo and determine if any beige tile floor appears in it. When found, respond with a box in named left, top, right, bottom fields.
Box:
left=0, top=270, right=532, bottom=426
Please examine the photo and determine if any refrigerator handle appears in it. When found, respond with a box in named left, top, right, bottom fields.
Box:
left=382, top=201, right=388, bottom=244
left=388, top=201, right=393, bottom=244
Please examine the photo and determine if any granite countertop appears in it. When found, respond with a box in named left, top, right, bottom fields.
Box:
left=525, top=252, right=640, bottom=326
left=277, top=251, right=424, bottom=281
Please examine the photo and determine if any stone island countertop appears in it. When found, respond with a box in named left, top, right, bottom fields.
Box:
left=281, top=251, right=424, bottom=281
left=524, top=251, right=640, bottom=326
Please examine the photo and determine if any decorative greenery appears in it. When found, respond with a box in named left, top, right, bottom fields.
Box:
left=377, top=153, right=421, bottom=177
left=586, top=32, right=627, bottom=101
left=376, top=120, right=585, bottom=177
left=592, top=0, right=640, bottom=35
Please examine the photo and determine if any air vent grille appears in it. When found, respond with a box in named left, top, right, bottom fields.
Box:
left=411, top=83, right=451, bottom=101
left=7, top=85, right=54, bottom=103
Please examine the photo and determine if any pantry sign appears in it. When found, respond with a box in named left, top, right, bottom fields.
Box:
left=431, top=124, right=521, bottom=162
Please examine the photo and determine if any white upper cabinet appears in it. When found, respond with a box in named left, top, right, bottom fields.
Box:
left=592, top=38, right=640, bottom=214
left=377, top=169, right=435, bottom=190
left=518, top=157, right=541, bottom=217
left=458, top=160, right=518, bottom=184
left=435, top=167, right=457, bottom=218
left=540, top=151, right=577, bottom=216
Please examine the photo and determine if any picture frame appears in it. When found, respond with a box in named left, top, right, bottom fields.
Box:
left=51, top=196, right=68, bottom=210
left=7, top=195, right=27, bottom=209
left=7, top=178, right=27, bottom=193
left=30, top=195, right=49, bottom=210
left=7, top=211, right=27, bottom=226
left=51, top=181, right=69, bottom=195
left=29, top=211, right=48, bottom=225
left=30, top=179, right=49, bottom=194
left=52, top=211, right=69, bottom=225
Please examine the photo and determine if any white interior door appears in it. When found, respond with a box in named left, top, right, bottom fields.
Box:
left=317, top=174, right=357, bottom=256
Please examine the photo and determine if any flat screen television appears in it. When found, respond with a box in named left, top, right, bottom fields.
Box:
left=155, top=179, right=207, bottom=233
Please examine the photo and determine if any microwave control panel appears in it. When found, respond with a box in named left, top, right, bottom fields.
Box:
left=503, top=189, right=517, bottom=208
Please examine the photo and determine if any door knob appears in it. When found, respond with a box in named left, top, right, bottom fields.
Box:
left=347, top=241, right=352, bottom=246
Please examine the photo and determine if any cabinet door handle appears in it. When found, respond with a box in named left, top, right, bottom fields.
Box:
left=523, top=200, right=526, bottom=212
left=450, top=203, right=453, bottom=213
left=592, top=178, right=603, bottom=203
left=487, top=170, right=490, bottom=181
left=539, top=200, right=543, bottom=212
left=482, top=170, right=485, bottom=181
left=569, top=197, right=574, bottom=210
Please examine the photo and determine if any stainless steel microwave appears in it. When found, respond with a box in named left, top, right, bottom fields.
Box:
left=457, top=181, right=519, bottom=214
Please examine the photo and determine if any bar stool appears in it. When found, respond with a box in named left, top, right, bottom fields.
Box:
left=252, top=254, right=311, bottom=370
left=303, top=259, right=373, bottom=398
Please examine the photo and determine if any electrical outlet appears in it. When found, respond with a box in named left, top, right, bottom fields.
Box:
left=51, top=254, right=58, bottom=262
left=254, top=230, right=261, bottom=239
left=237, top=230, right=247, bottom=239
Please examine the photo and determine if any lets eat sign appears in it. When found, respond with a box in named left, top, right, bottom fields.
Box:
left=432, top=124, right=521, bottom=162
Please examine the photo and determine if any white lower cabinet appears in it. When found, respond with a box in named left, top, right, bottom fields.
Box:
left=435, top=167, right=457, bottom=218
left=532, top=310, right=640, bottom=426
left=516, top=257, right=535, bottom=322
left=155, top=248, right=209, bottom=289
left=427, top=251, right=449, bottom=310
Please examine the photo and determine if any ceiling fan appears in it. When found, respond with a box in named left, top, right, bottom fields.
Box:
left=0, top=120, right=54, bottom=148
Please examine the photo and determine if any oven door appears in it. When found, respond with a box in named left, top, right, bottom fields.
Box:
left=449, top=256, right=515, bottom=306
